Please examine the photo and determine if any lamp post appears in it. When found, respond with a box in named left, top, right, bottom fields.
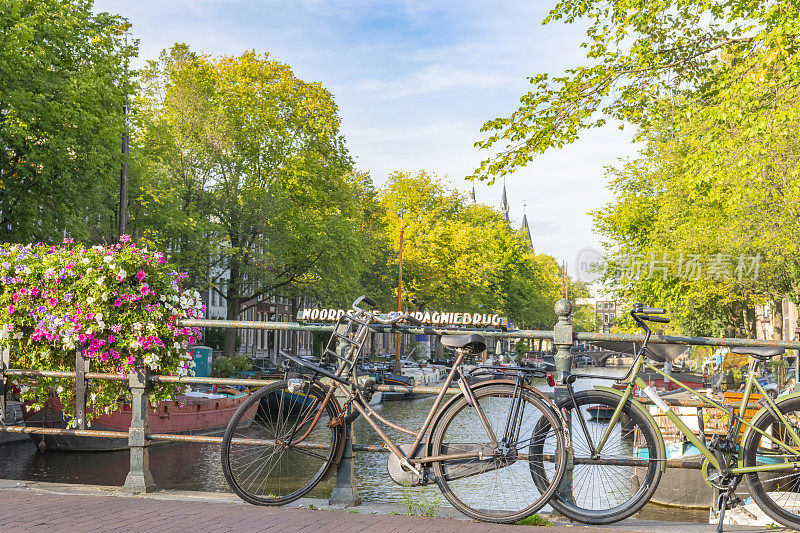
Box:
left=394, top=211, right=404, bottom=373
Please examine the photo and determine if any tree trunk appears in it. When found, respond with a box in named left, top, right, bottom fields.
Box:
left=744, top=304, right=757, bottom=339
left=290, top=296, right=299, bottom=356
left=224, top=256, right=242, bottom=356
left=773, top=298, right=784, bottom=341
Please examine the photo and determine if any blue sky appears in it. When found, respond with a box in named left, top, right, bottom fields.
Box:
left=95, top=0, right=636, bottom=275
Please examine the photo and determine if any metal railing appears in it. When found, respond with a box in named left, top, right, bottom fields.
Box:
left=1, top=299, right=799, bottom=502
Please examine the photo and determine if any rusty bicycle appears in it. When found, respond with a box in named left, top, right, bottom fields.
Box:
left=220, top=296, right=568, bottom=523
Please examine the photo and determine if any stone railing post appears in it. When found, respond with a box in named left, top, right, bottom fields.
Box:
left=328, top=408, right=361, bottom=507
left=75, top=346, right=89, bottom=430
left=553, top=298, right=575, bottom=506
left=124, top=363, right=155, bottom=493
left=0, top=345, right=9, bottom=423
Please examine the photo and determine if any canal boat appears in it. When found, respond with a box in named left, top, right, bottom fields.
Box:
left=22, top=390, right=255, bottom=452
left=587, top=405, right=614, bottom=421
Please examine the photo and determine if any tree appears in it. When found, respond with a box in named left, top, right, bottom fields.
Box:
left=471, top=0, right=799, bottom=182
left=0, top=0, right=137, bottom=243
left=132, top=46, right=366, bottom=354
left=375, top=171, right=564, bottom=329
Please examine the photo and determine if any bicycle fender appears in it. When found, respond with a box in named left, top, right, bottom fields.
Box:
left=593, top=386, right=667, bottom=473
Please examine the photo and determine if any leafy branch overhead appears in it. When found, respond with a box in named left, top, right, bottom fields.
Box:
left=471, top=0, right=799, bottom=181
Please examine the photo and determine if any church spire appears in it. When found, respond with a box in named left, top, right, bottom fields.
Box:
left=470, top=185, right=476, bottom=203
left=521, top=201, right=532, bottom=249
left=500, top=179, right=509, bottom=222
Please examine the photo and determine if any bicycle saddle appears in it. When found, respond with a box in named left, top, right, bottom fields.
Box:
left=731, top=346, right=784, bottom=359
left=441, top=334, right=486, bottom=353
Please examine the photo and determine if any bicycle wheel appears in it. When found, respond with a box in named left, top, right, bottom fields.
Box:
left=547, top=390, right=663, bottom=524
left=743, top=394, right=800, bottom=529
left=221, top=380, right=341, bottom=505
left=429, top=382, right=567, bottom=523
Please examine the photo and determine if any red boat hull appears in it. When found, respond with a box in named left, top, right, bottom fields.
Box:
left=22, top=393, right=255, bottom=452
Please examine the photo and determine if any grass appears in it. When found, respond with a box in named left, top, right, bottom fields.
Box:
left=515, top=514, right=554, bottom=527
left=400, top=482, right=440, bottom=518
left=306, top=504, right=318, bottom=510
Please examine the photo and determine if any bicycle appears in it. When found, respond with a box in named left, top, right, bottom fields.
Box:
left=220, top=296, right=568, bottom=523
left=532, top=303, right=800, bottom=530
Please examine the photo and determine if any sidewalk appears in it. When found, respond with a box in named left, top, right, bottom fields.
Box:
left=0, top=479, right=785, bottom=533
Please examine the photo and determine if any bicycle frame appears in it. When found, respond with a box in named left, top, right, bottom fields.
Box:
left=290, top=306, right=541, bottom=475
left=588, top=347, right=800, bottom=476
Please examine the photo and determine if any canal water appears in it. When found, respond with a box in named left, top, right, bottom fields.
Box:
left=0, top=366, right=706, bottom=522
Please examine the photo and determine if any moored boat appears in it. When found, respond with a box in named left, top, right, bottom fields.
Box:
left=22, top=391, right=255, bottom=452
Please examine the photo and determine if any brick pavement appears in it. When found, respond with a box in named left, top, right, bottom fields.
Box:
left=0, top=484, right=641, bottom=533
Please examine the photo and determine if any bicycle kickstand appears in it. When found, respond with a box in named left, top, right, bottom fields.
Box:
left=716, top=491, right=728, bottom=533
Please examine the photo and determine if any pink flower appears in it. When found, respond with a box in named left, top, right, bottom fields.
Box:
left=119, top=234, right=131, bottom=243
left=114, top=298, right=123, bottom=307
left=86, top=313, right=94, bottom=320
left=47, top=297, right=57, bottom=306
left=111, top=350, right=120, bottom=359
left=136, top=271, right=146, bottom=281
left=126, top=355, right=137, bottom=365
left=11, top=293, right=19, bottom=303
left=140, top=286, right=150, bottom=296
left=108, top=335, right=116, bottom=343
left=7, top=304, right=14, bottom=314
left=100, top=352, right=109, bottom=362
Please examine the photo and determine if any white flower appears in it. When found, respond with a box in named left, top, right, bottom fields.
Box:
left=118, top=269, right=127, bottom=279
left=86, top=297, right=95, bottom=305
left=81, top=258, right=90, bottom=264
left=57, top=386, right=64, bottom=394
left=103, top=256, right=113, bottom=263
left=85, top=328, right=93, bottom=336
left=95, top=313, right=104, bottom=322
left=95, top=277, right=105, bottom=286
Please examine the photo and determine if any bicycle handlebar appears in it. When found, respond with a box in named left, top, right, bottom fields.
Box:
left=639, top=315, right=670, bottom=323
left=351, top=296, right=421, bottom=327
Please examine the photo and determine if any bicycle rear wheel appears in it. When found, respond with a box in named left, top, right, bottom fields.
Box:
left=743, top=394, right=800, bottom=530
left=221, top=380, right=341, bottom=505
left=544, top=390, right=663, bottom=524
left=429, top=382, right=566, bottom=523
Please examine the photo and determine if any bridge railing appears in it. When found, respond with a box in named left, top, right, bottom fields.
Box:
left=2, top=299, right=800, bottom=503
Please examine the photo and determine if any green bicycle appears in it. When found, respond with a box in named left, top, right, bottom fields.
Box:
left=533, top=303, right=800, bottom=530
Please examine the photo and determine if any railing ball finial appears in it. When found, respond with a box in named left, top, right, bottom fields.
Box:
left=554, top=299, right=572, bottom=321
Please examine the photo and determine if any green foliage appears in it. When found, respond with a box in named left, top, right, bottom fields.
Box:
left=210, top=355, right=252, bottom=377
left=515, top=340, right=531, bottom=356
left=0, top=0, right=137, bottom=242
left=516, top=514, right=554, bottom=527
left=472, top=0, right=799, bottom=181
left=132, top=45, right=368, bottom=353
left=0, top=240, right=203, bottom=423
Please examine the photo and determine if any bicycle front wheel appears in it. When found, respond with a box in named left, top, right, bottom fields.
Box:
left=221, top=380, right=341, bottom=505
left=743, top=394, right=800, bottom=530
left=429, top=382, right=566, bottom=523
left=547, top=390, right=663, bottom=524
